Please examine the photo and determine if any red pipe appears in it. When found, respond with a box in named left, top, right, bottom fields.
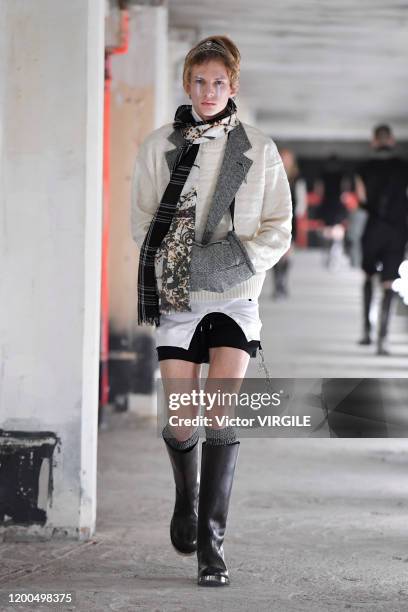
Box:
left=100, top=9, right=130, bottom=414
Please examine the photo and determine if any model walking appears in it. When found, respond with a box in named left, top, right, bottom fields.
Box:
left=355, top=124, right=408, bottom=355
left=131, top=35, right=292, bottom=586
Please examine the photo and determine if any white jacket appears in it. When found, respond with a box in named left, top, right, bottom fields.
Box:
left=131, top=121, right=292, bottom=301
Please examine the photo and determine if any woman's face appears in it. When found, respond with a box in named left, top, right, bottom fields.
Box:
left=185, top=59, right=238, bottom=121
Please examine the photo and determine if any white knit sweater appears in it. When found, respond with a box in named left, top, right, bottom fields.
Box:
left=131, top=119, right=292, bottom=301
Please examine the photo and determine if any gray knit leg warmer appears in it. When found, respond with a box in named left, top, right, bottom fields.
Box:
left=205, top=425, right=237, bottom=446
left=162, top=423, right=199, bottom=452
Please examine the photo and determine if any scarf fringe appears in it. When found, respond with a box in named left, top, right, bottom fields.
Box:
left=138, top=313, right=161, bottom=327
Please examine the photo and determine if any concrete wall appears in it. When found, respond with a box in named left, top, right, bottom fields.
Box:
left=109, top=5, right=168, bottom=335
left=0, top=0, right=104, bottom=539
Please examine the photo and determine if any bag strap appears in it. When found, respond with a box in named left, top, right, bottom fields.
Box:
left=229, top=198, right=236, bottom=232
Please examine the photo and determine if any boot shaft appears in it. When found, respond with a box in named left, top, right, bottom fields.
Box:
left=164, top=439, right=199, bottom=513
left=363, top=277, right=373, bottom=334
left=379, top=288, right=394, bottom=339
left=197, top=441, right=240, bottom=548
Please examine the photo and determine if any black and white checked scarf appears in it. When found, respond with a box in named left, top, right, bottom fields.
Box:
left=137, top=98, right=238, bottom=326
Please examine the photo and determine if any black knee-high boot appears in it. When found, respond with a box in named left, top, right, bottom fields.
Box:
left=164, top=437, right=200, bottom=555
left=377, top=288, right=394, bottom=356
left=273, top=264, right=283, bottom=298
left=358, top=277, right=373, bottom=345
left=273, top=258, right=290, bottom=298
left=197, top=441, right=240, bottom=586
left=279, top=257, right=290, bottom=296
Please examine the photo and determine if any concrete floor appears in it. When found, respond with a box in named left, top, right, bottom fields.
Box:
left=1, top=249, right=408, bottom=611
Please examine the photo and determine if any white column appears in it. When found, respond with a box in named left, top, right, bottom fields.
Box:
left=106, top=4, right=169, bottom=418
left=168, top=29, right=197, bottom=120
left=154, top=5, right=169, bottom=128
left=108, top=4, right=170, bottom=337
left=0, top=0, right=105, bottom=540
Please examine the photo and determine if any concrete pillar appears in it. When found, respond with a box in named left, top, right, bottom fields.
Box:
left=168, top=28, right=196, bottom=119
left=0, top=0, right=105, bottom=540
left=107, top=3, right=168, bottom=416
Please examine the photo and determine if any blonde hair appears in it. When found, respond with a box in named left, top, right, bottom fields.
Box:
left=182, top=35, right=241, bottom=92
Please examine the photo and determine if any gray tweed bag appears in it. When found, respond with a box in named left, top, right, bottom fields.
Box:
left=190, top=200, right=256, bottom=293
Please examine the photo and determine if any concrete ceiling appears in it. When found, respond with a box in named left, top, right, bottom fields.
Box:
left=168, top=0, right=408, bottom=141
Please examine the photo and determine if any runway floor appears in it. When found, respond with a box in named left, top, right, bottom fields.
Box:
left=1, top=249, right=408, bottom=611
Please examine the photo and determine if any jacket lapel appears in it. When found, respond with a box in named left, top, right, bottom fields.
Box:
left=201, top=122, right=253, bottom=244
left=165, top=129, right=185, bottom=174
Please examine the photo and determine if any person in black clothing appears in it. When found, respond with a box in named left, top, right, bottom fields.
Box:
left=355, top=124, right=408, bottom=355
left=315, top=154, right=349, bottom=269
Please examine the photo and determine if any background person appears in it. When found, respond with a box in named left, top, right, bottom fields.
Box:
left=272, top=148, right=306, bottom=299
left=315, top=154, right=349, bottom=270
left=355, top=124, right=408, bottom=355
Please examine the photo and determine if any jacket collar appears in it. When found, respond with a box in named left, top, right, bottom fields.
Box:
left=165, top=122, right=253, bottom=244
